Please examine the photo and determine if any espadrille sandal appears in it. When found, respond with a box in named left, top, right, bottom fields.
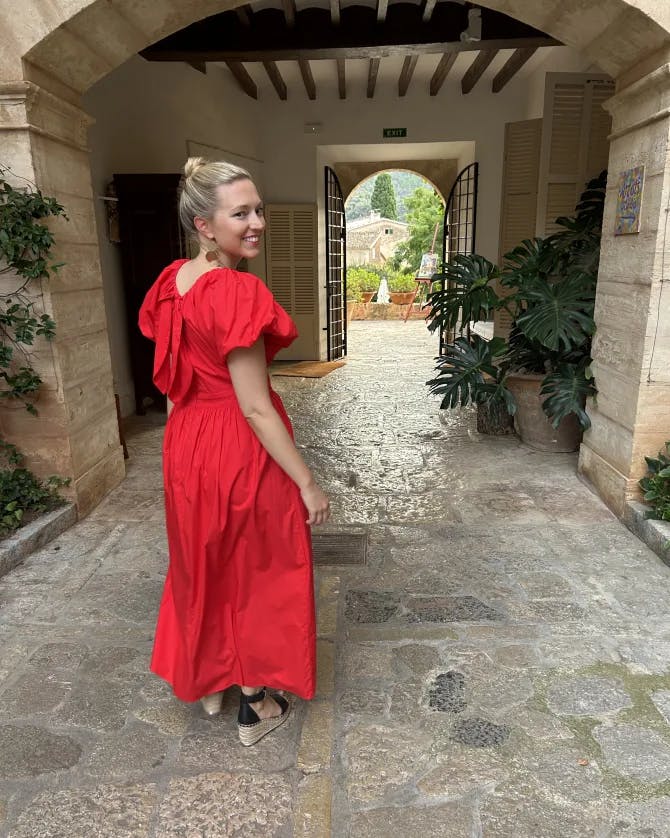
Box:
left=238, top=688, right=290, bottom=747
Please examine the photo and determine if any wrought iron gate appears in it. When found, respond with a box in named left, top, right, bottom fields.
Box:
left=324, top=166, right=347, bottom=360
left=439, top=162, right=479, bottom=353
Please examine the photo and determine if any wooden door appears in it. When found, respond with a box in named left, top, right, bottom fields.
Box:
left=114, top=174, right=185, bottom=414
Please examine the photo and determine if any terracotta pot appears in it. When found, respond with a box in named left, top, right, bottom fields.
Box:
left=506, top=373, right=583, bottom=453
left=361, top=291, right=375, bottom=304
left=389, top=291, right=415, bottom=305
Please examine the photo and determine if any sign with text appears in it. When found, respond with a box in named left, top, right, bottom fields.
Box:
left=383, top=127, right=407, bottom=138
left=615, top=165, right=644, bottom=235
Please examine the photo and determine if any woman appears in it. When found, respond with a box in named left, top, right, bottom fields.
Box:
left=139, top=157, right=330, bottom=746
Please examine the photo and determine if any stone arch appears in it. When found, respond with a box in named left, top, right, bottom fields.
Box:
left=341, top=166, right=446, bottom=207
left=1, top=0, right=670, bottom=516
left=2, top=1, right=667, bottom=96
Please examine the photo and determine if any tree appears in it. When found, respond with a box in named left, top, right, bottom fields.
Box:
left=389, top=187, right=444, bottom=272
left=370, top=173, right=397, bottom=220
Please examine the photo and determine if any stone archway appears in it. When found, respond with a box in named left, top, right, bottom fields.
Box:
left=1, top=0, right=669, bottom=516
left=337, top=164, right=449, bottom=205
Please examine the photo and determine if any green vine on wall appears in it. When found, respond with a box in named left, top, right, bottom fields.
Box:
left=0, top=165, right=69, bottom=535
left=0, top=165, right=65, bottom=413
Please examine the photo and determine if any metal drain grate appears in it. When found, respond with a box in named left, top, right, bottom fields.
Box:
left=312, top=530, right=368, bottom=566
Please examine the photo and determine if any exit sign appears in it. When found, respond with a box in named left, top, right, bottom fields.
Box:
left=383, top=127, right=407, bottom=138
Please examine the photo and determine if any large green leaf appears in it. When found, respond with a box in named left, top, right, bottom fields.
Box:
left=515, top=274, right=595, bottom=352
left=500, top=238, right=556, bottom=291
left=427, top=334, right=513, bottom=412
left=426, top=254, right=500, bottom=335
left=540, top=363, right=597, bottom=429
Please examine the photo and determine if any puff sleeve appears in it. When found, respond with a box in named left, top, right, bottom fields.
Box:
left=211, top=270, right=297, bottom=362
left=138, top=270, right=165, bottom=342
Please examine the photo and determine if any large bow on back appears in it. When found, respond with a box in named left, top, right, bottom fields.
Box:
left=151, top=283, right=193, bottom=402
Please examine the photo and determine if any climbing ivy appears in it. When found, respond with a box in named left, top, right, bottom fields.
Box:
left=0, top=165, right=69, bottom=534
left=0, top=165, right=65, bottom=412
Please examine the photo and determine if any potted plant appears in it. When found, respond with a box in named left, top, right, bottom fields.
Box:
left=387, top=270, right=416, bottom=305
left=425, top=172, right=606, bottom=452
left=348, top=267, right=379, bottom=303
left=345, top=270, right=362, bottom=321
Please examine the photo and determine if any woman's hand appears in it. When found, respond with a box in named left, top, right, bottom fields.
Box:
left=300, top=480, right=331, bottom=526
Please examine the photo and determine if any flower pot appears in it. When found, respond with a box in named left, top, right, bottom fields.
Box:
left=361, top=291, right=375, bottom=304
left=389, top=291, right=415, bottom=305
left=506, top=373, right=583, bottom=453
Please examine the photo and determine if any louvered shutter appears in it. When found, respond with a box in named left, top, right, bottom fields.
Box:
left=265, top=204, right=318, bottom=360
left=494, top=118, right=542, bottom=338
left=536, top=73, right=614, bottom=236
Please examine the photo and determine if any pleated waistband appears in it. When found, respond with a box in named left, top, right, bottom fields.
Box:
left=178, top=391, right=239, bottom=409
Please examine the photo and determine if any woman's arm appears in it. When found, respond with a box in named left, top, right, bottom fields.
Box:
left=227, top=339, right=330, bottom=525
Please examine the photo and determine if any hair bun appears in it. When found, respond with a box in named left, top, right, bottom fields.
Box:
left=184, top=157, right=208, bottom=179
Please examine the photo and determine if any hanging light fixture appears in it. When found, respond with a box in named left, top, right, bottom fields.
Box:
left=460, top=8, right=482, bottom=43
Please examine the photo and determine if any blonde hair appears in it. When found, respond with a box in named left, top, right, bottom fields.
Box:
left=178, top=157, right=252, bottom=241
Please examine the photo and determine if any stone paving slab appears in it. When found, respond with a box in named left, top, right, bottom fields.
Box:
left=1, top=321, right=670, bottom=836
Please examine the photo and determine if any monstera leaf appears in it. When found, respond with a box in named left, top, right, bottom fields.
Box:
left=500, top=238, right=555, bottom=290
left=427, top=334, right=514, bottom=413
left=540, top=362, right=597, bottom=429
left=514, top=273, right=595, bottom=352
left=426, top=253, right=501, bottom=335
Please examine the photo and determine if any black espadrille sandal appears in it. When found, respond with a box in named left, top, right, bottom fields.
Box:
left=238, top=688, right=290, bottom=747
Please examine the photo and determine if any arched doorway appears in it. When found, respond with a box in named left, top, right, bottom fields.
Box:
left=1, top=0, right=669, bottom=517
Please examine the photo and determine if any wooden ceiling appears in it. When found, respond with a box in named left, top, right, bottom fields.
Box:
left=141, top=1, right=561, bottom=100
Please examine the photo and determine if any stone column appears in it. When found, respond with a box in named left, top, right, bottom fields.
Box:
left=579, top=64, right=670, bottom=516
left=0, top=80, right=125, bottom=515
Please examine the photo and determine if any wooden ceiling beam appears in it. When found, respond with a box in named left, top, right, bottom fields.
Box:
left=225, top=61, right=257, bottom=99
left=330, top=0, right=340, bottom=26
left=492, top=47, right=537, bottom=92
left=298, top=57, right=316, bottom=100
left=282, top=0, right=296, bottom=28
left=187, top=61, right=206, bottom=74
left=398, top=55, right=418, bottom=97
left=422, top=0, right=437, bottom=24
left=142, top=38, right=556, bottom=63
left=377, top=0, right=388, bottom=23
left=461, top=49, right=499, bottom=94
left=263, top=60, right=287, bottom=100
left=429, top=52, right=457, bottom=96
left=367, top=57, right=380, bottom=98
left=337, top=58, right=346, bottom=99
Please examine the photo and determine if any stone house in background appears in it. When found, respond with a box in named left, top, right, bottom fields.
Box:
left=346, top=212, right=409, bottom=266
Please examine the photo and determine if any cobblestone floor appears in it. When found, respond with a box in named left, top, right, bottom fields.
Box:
left=1, top=321, right=670, bottom=837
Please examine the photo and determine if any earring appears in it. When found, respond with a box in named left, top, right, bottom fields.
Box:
left=204, top=240, right=221, bottom=265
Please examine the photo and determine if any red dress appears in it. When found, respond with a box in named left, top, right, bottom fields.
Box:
left=138, top=260, right=316, bottom=702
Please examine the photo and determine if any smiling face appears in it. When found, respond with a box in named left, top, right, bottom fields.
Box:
left=195, top=178, right=265, bottom=268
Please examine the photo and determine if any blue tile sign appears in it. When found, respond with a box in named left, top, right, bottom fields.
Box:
left=615, top=165, right=644, bottom=235
left=383, top=128, right=407, bottom=138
